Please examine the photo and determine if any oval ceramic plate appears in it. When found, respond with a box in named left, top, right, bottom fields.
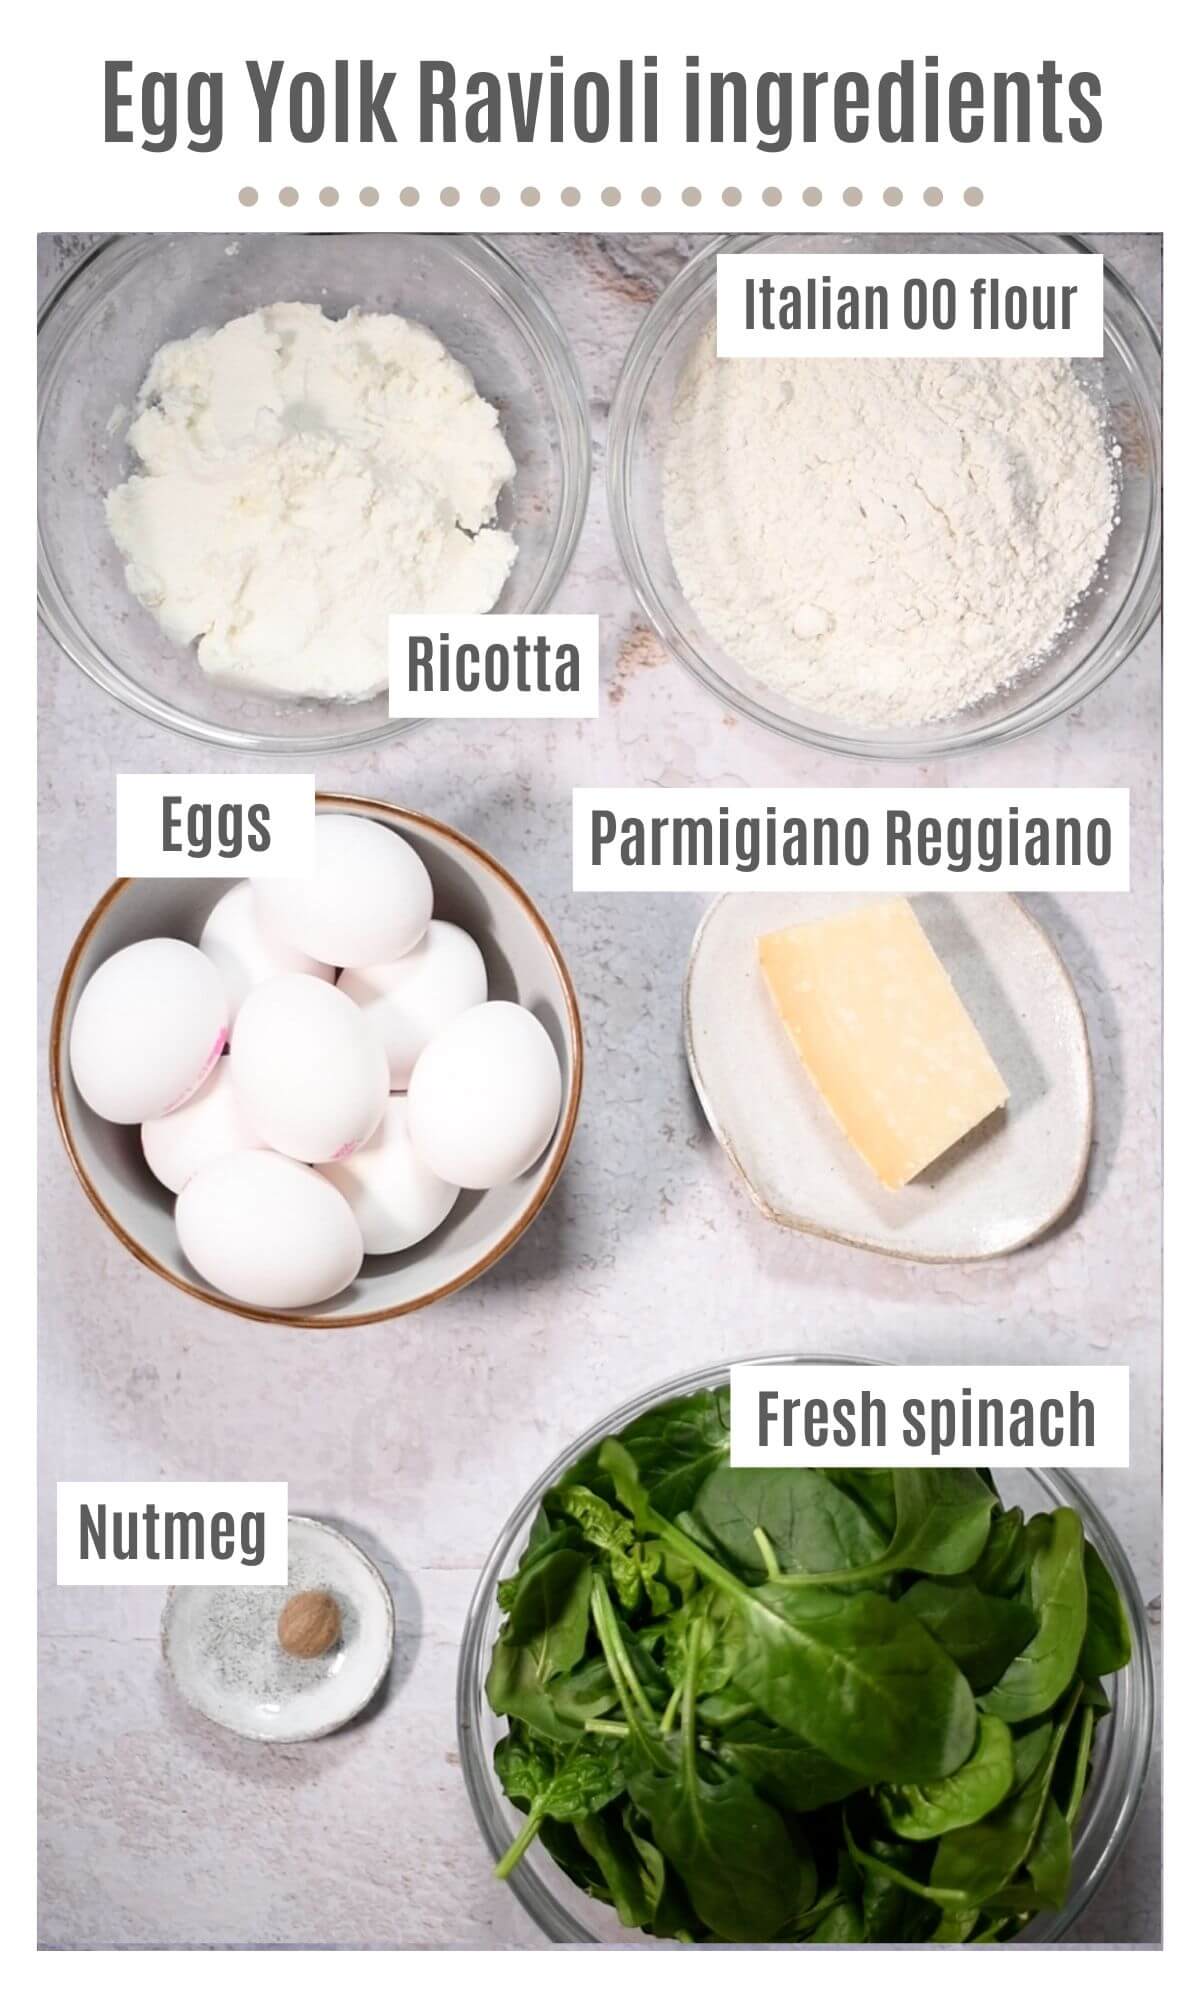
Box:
left=685, top=892, right=1093, bottom=1263
left=161, top=1517, right=394, bottom=1742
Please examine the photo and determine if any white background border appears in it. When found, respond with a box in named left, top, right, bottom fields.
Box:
left=19, top=0, right=1183, bottom=1978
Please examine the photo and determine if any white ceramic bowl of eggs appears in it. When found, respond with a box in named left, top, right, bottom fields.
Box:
left=51, top=798, right=583, bottom=1327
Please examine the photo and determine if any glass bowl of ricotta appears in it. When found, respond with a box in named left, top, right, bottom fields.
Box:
left=38, top=233, right=590, bottom=753
left=608, top=233, right=1161, bottom=760
left=457, top=1353, right=1156, bottom=1945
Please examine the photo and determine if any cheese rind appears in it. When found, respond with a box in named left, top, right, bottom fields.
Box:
left=758, top=900, right=1008, bottom=1191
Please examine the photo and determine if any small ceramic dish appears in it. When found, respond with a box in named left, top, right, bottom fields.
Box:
left=684, top=891, right=1093, bottom=1262
left=50, top=794, right=583, bottom=1327
left=162, top=1516, right=394, bottom=1742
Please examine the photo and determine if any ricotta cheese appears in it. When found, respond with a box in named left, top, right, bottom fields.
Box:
left=106, top=303, right=518, bottom=701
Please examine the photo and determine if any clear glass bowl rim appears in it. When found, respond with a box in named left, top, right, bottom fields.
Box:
left=457, top=1350, right=1156, bottom=1947
left=37, top=231, right=592, bottom=756
left=606, top=231, right=1163, bottom=761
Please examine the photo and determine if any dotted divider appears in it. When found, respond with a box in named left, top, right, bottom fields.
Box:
left=238, top=185, right=985, bottom=211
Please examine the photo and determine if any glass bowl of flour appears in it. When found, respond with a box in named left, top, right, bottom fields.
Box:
left=38, top=235, right=590, bottom=752
left=609, top=234, right=1160, bottom=759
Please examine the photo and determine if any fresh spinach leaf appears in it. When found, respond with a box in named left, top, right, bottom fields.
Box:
left=930, top=1687, right=1080, bottom=1904
left=988, top=1793, right=1072, bottom=1913
left=860, top=1837, right=941, bottom=1942
left=625, top=1618, right=813, bottom=1942
left=694, top=1685, right=758, bottom=1729
left=717, top=1716, right=863, bottom=1811
left=486, top=1640, right=582, bottom=1744
left=493, top=1727, right=556, bottom=1808
left=626, top=1751, right=810, bottom=1942
left=732, top=1583, right=978, bottom=1784
left=575, top=1808, right=662, bottom=1930
left=1077, top=1540, right=1133, bottom=1681
left=823, top=1468, right=898, bottom=1539
left=546, top=1655, right=620, bottom=1728
left=579, top=1389, right=731, bottom=1518
left=900, top=1579, right=1038, bottom=1691
left=1028, top=1793, right=1072, bottom=1907
left=496, top=1522, right=586, bottom=1611
left=932, top=1907, right=982, bottom=1942
left=549, top=1484, right=634, bottom=1553
left=750, top=1468, right=995, bottom=1591
left=981, top=1510, right=1088, bottom=1723
left=971, top=1508, right=1028, bottom=1597
left=486, top=1547, right=595, bottom=1738
left=628, top=1826, right=699, bottom=1943
left=973, top=1913, right=1017, bottom=1942
left=612, top=1610, right=673, bottom=1708
left=536, top=1815, right=609, bottom=1896
left=493, top=1733, right=628, bottom=1879
left=879, top=1715, right=1014, bottom=1840
left=661, top=1586, right=743, bottom=1696
left=804, top=1897, right=866, bottom=1942
left=690, top=1465, right=887, bottom=1580
left=1054, top=1700, right=1097, bottom=1829
left=505, top=1548, right=593, bottom=1662
left=600, top=1437, right=656, bottom=1530
left=844, top=1812, right=967, bottom=1913
left=545, top=1484, right=677, bottom=1617
left=883, top=1469, right=998, bottom=1577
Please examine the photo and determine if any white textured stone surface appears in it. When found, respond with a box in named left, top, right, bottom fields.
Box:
left=38, top=232, right=1161, bottom=1947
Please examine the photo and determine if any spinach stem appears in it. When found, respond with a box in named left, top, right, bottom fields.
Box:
left=584, top=1717, right=630, bottom=1738
left=590, top=1576, right=669, bottom=1769
left=766, top=1563, right=883, bottom=1589
left=680, top=1618, right=702, bottom=1794
left=842, top=1811, right=971, bottom=1911
left=642, top=1506, right=757, bottom=1612
left=1063, top=1703, right=1095, bottom=1828
left=595, top=1579, right=657, bottom=1724
left=659, top=1684, right=683, bottom=1736
left=494, top=1807, right=545, bottom=1881
left=753, top=1526, right=781, bottom=1580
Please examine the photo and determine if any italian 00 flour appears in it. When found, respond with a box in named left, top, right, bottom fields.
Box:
left=663, top=334, right=1118, bottom=728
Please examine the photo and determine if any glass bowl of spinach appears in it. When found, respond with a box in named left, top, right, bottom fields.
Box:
left=457, top=1356, right=1153, bottom=1945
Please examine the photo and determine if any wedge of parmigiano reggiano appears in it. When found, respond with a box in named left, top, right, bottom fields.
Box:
left=758, top=899, right=1008, bottom=1192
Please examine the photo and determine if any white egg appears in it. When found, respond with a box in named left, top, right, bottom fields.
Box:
left=199, top=880, right=333, bottom=1022
left=318, top=1097, right=459, bottom=1255
left=69, top=936, right=227, bottom=1124
left=253, top=814, right=433, bottom=969
left=141, top=1058, right=267, bottom=1195
left=230, top=973, right=389, bottom=1164
left=337, top=921, right=488, bottom=1090
left=177, top=1150, right=363, bottom=1310
left=407, top=1001, right=563, bottom=1189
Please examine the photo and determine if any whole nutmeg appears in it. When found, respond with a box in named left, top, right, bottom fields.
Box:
left=277, top=1589, right=342, bottom=1659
